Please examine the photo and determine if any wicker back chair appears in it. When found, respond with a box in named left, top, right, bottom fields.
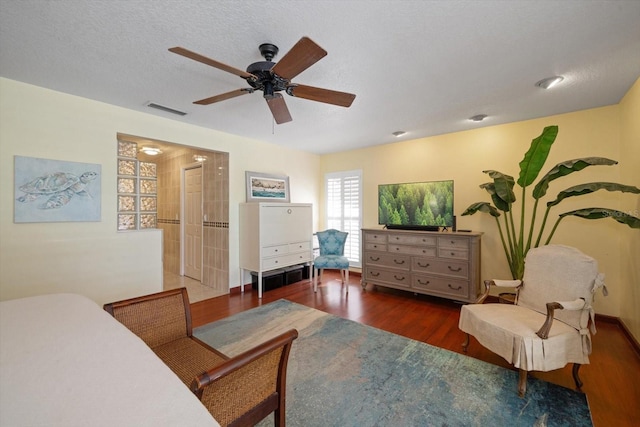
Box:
left=104, top=288, right=298, bottom=427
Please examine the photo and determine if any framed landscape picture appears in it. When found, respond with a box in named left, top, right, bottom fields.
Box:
left=245, top=171, right=290, bottom=203
left=14, top=156, right=101, bottom=223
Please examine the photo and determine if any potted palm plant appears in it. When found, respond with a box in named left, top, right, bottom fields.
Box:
left=462, top=125, right=639, bottom=280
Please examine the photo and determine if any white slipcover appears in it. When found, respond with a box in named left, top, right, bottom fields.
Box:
left=459, top=245, right=606, bottom=372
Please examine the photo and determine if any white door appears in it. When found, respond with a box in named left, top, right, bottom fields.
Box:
left=184, top=166, right=202, bottom=280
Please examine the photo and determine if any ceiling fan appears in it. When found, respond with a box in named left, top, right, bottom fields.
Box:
left=169, top=37, right=356, bottom=124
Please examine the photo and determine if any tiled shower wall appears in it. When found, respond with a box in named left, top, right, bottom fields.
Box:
left=155, top=148, right=229, bottom=292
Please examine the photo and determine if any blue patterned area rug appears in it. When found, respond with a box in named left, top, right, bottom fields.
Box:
left=194, top=299, right=592, bottom=427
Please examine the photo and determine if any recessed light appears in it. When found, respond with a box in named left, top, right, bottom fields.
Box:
left=535, top=76, right=564, bottom=89
left=469, top=114, right=488, bottom=122
left=392, top=131, right=407, bottom=137
left=140, top=146, right=162, bottom=156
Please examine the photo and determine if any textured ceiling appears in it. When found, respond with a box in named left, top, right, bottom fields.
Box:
left=1, top=0, right=639, bottom=154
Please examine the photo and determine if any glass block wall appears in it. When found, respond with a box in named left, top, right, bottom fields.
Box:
left=117, top=140, right=157, bottom=230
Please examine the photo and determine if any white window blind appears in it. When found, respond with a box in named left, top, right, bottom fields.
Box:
left=325, top=170, right=362, bottom=267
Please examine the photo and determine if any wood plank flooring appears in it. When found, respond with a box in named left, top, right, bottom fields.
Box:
left=191, top=273, right=640, bottom=427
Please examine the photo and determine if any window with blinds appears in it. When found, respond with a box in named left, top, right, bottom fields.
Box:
left=325, top=170, right=362, bottom=267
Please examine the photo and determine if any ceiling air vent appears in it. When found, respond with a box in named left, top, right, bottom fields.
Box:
left=146, top=102, right=187, bottom=116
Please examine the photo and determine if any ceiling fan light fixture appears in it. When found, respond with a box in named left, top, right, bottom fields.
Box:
left=140, top=146, right=162, bottom=156
left=469, top=114, right=488, bottom=122
left=535, top=76, right=564, bottom=89
left=392, top=131, right=407, bottom=137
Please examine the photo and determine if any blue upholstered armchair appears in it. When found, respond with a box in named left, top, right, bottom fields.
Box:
left=313, top=229, right=350, bottom=294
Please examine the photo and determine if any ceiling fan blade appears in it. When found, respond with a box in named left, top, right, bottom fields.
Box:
left=271, top=37, right=327, bottom=80
left=287, top=84, right=356, bottom=107
left=266, top=94, right=292, bottom=124
left=194, top=88, right=251, bottom=105
left=169, top=47, right=256, bottom=80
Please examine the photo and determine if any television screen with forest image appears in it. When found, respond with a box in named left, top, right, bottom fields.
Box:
left=378, top=180, right=454, bottom=231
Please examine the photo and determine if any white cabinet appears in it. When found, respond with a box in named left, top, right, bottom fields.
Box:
left=239, top=203, right=313, bottom=297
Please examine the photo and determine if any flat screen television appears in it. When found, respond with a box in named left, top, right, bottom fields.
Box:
left=378, top=180, right=454, bottom=231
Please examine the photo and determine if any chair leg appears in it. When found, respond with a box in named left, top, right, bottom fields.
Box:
left=462, top=333, right=470, bottom=353
left=345, top=269, right=349, bottom=294
left=572, top=363, right=583, bottom=390
left=313, top=268, right=319, bottom=293
left=518, top=369, right=528, bottom=397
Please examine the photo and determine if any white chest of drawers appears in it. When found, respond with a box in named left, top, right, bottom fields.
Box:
left=239, top=203, right=313, bottom=298
left=361, top=228, right=482, bottom=303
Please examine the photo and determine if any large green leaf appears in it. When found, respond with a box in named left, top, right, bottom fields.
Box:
left=532, top=157, right=619, bottom=199
left=479, top=182, right=511, bottom=212
left=517, top=125, right=558, bottom=188
left=559, top=208, right=640, bottom=228
left=461, top=202, right=501, bottom=217
left=483, top=170, right=516, bottom=204
left=547, top=182, right=640, bottom=207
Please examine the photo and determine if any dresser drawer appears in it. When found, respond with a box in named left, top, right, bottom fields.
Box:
left=364, top=232, right=388, bottom=243
left=363, top=252, right=410, bottom=270
left=263, top=252, right=312, bottom=270
left=438, top=236, right=470, bottom=250
left=411, top=275, right=469, bottom=298
left=365, top=242, right=388, bottom=252
left=389, top=245, right=437, bottom=257
left=364, top=268, right=411, bottom=288
left=412, top=257, right=469, bottom=279
left=388, top=234, right=437, bottom=246
left=289, top=241, right=311, bottom=252
left=262, top=244, right=289, bottom=257
left=438, top=248, right=469, bottom=260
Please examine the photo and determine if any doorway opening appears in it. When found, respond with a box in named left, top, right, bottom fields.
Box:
left=116, top=133, right=229, bottom=302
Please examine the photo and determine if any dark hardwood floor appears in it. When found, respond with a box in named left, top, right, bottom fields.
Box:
left=191, top=272, right=640, bottom=427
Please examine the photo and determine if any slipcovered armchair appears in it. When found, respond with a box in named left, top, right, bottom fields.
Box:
left=313, top=229, right=350, bottom=294
left=459, top=245, right=607, bottom=397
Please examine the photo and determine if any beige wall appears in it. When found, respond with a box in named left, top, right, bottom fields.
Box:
left=1, top=76, right=637, bottom=340
left=321, top=81, right=639, bottom=322
left=618, top=78, right=640, bottom=340
left=0, top=78, right=320, bottom=306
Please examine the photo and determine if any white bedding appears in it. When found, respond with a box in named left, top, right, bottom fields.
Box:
left=0, top=293, right=219, bottom=427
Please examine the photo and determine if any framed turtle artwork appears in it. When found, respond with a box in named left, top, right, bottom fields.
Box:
left=14, top=156, right=101, bottom=223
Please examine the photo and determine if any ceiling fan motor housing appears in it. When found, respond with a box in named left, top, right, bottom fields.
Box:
left=246, top=60, right=289, bottom=98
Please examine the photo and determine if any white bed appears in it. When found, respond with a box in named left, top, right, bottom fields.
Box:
left=0, top=293, right=220, bottom=427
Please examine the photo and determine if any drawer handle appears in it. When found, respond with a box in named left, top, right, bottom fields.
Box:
left=287, top=209, right=292, bottom=214
left=448, top=284, right=463, bottom=291
left=417, top=262, right=430, bottom=268
left=422, top=249, right=429, bottom=253
left=394, top=275, right=406, bottom=281
left=394, top=259, right=405, bottom=265
left=370, top=256, right=380, bottom=261
left=448, top=266, right=462, bottom=272
left=370, top=272, right=380, bottom=277
left=450, top=240, right=456, bottom=244
left=395, top=236, right=400, bottom=240
left=274, top=260, right=279, bottom=264
left=395, top=247, right=400, bottom=251
left=450, top=252, right=456, bottom=256
left=418, top=279, right=430, bottom=285
left=274, top=249, right=279, bottom=252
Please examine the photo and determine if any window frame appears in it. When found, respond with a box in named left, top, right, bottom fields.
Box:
left=324, top=169, right=363, bottom=268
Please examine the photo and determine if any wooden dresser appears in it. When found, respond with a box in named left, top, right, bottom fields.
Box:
left=361, top=228, right=482, bottom=303
left=239, top=203, right=313, bottom=298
